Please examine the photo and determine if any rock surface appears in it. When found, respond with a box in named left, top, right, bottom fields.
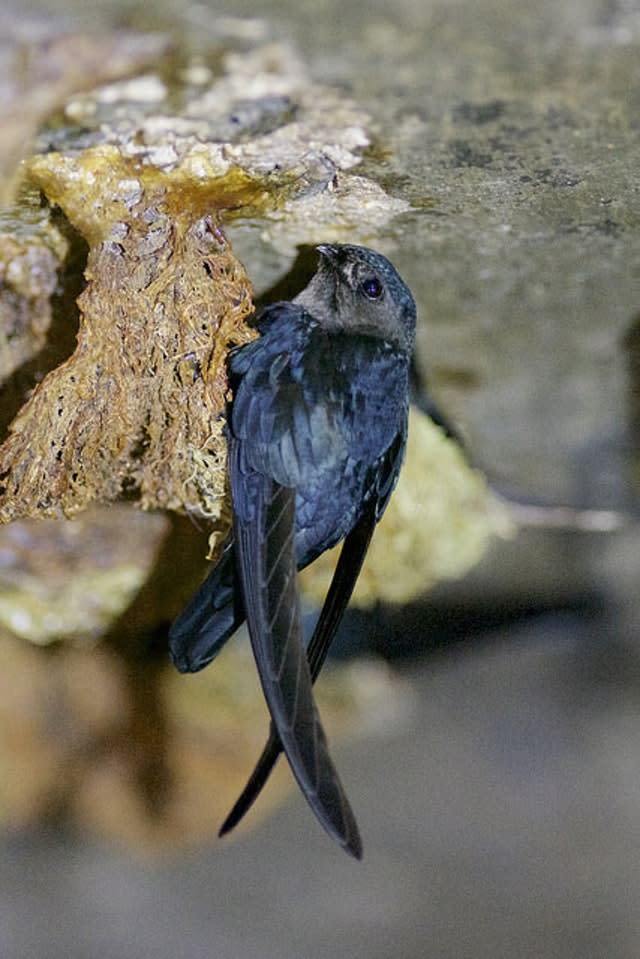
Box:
left=0, top=1, right=639, bottom=955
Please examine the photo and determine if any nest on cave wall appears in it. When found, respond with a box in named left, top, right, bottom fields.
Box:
left=0, top=147, right=256, bottom=551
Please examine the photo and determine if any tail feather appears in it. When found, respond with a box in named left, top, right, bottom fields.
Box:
left=169, top=541, right=244, bottom=673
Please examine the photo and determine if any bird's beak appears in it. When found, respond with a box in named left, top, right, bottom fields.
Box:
left=316, top=244, right=340, bottom=267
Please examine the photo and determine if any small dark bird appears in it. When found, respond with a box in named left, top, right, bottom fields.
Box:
left=169, top=244, right=416, bottom=858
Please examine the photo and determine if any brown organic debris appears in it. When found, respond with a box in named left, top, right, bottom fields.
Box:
left=0, top=146, right=256, bottom=533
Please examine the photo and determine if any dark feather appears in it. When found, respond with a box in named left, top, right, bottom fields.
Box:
left=169, top=244, right=417, bottom=856
left=168, top=540, right=240, bottom=673
left=219, top=501, right=377, bottom=850
left=230, top=438, right=362, bottom=857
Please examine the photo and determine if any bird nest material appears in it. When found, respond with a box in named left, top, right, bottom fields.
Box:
left=0, top=146, right=256, bottom=545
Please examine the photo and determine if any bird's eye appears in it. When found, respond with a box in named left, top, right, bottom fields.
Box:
left=359, top=276, right=384, bottom=300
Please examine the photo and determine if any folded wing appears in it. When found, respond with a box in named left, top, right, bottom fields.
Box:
left=230, top=438, right=362, bottom=857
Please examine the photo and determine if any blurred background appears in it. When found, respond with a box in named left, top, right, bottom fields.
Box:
left=1, top=0, right=640, bottom=957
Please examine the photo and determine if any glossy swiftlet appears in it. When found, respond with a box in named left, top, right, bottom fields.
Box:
left=169, top=243, right=416, bottom=858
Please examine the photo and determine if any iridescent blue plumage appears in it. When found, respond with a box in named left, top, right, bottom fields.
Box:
left=169, top=244, right=416, bottom=857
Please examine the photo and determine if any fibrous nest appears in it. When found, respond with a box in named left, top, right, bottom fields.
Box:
left=0, top=147, right=256, bottom=549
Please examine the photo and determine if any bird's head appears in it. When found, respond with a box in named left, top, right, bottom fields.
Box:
left=294, top=244, right=416, bottom=352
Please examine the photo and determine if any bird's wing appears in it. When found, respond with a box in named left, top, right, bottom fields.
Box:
left=219, top=499, right=377, bottom=842
left=229, top=436, right=362, bottom=857
left=170, top=303, right=331, bottom=675
left=225, top=303, right=409, bottom=856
